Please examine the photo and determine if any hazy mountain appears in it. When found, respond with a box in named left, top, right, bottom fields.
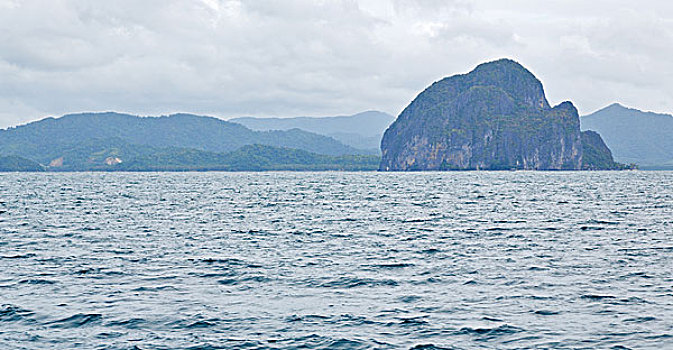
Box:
left=0, top=112, right=373, bottom=167
left=230, top=111, right=395, bottom=151
left=581, top=103, right=673, bottom=168
left=381, top=59, right=623, bottom=171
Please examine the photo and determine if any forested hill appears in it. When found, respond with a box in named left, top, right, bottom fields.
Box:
left=0, top=112, right=372, bottom=166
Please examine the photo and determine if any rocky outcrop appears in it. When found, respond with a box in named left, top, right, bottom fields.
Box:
left=104, top=157, right=123, bottom=166
left=580, top=130, right=626, bottom=170
left=380, top=59, right=606, bottom=171
left=49, top=157, right=64, bottom=167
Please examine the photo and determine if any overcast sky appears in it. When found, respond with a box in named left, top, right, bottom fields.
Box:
left=1, top=0, right=673, bottom=128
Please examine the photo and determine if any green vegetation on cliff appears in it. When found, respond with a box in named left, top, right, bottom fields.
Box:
left=0, top=156, right=45, bottom=172
left=581, top=131, right=633, bottom=170
left=381, top=59, right=619, bottom=171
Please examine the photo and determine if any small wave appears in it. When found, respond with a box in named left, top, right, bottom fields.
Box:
left=397, top=315, right=429, bottom=326
left=109, top=249, right=135, bottom=255
left=528, top=266, right=549, bottom=271
left=623, top=316, right=656, bottom=323
left=533, top=310, right=559, bottom=315
left=456, top=324, right=523, bottom=339
left=188, top=271, right=238, bottom=278
left=185, top=343, right=255, bottom=350
left=131, top=285, right=178, bottom=292
left=336, top=314, right=374, bottom=327
left=587, top=219, right=621, bottom=225
left=580, top=226, right=605, bottom=231
left=1, top=253, right=36, bottom=259
left=620, top=272, right=653, bottom=279
left=309, top=336, right=370, bottom=350
left=74, top=267, right=102, bottom=275
left=105, top=318, right=148, bottom=329
left=167, top=317, right=222, bottom=330
left=192, top=257, right=250, bottom=266
left=218, top=275, right=271, bottom=285
left=287, top=313, right=375, bottom=328
left=644, top=334, right=673, bottom=341
left=325, top=339, right=369, bottom=349
left=408, top=276, right=443, bottom=285
left=18, top=278, right=56, bottom=285
left=485, top=227, right=514, bottom=232
left=404, top=218, right=435, bottom=223
left=94, top=332, right=125, bottom=340
left=411, top=344, right=459, bottom=350
left=103, top=270, right=125, bottom=276
left=399, top=295, right=422, bottom=303
left=185, top=320, right=218, bottom=329
left=482, top=316, right=504, bottom=322
left=581, top=294, right=616, bottom=301
left=0, top=304, right=34, bottom=323
left=48, top=313, right=102, bottom=328
left=617, top=296, right=650, bottom=304
left=285, top=314, right=330, bottom=323
left=272, top=334, right=370, bottom=350
left=314, top=277, right=399, bottom=288
left=371, top=263, right=415, bottom=269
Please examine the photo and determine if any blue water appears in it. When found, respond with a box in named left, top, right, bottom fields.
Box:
left=1, top=172, right=672, bottom=349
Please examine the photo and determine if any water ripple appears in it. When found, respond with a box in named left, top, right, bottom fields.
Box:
left=1, top=171, right=672, bottom=349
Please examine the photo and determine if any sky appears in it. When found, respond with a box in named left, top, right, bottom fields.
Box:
left=1, top=0, right=673, bottom=128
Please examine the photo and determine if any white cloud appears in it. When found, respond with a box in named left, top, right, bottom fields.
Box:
left=2, top=0, right=673, bottom=128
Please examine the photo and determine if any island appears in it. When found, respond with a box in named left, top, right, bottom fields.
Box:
left=380, top=59, right=627, bottom=171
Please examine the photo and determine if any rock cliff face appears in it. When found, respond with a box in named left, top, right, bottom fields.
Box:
left=380, top=59, right=589, bottom=170
left=580, top=130, right=624, bottom=170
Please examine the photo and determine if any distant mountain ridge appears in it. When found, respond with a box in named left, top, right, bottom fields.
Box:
left=230, top=111, right=395, bottom=152
left=0, top=112, right=373, bottom=164
left=581, top=103, right=673, bottom=168
left=0, top=112, right=382, bottom=171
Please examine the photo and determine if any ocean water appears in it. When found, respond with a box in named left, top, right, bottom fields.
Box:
left=1, top=171, right=672, bottom=349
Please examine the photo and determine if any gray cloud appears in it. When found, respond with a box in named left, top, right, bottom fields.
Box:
left=2, top=0, right=673, bottom=128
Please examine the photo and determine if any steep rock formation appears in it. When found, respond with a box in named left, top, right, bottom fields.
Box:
left=381, top=59, right=590, bottom=170
left=580, top=130, right=625, bottom=170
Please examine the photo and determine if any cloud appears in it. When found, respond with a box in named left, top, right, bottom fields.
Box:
left=1, top=0, right=673, bottom=128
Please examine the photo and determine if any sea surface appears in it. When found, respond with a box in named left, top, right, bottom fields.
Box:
left=1, top=172, right=672, bottom=349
